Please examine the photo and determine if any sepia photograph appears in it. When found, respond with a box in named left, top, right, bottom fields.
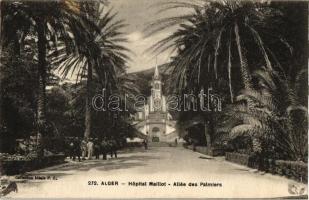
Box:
left=0, top=0, right=308, bottom=199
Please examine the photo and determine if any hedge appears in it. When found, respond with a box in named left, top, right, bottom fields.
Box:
left=225, top=152, right=308, bottom=183
left=225, top=152, right=250, bottom=166
left=185, top=145, right=225, bottom=156
left=0, top=154, right=66, bottom=175
left=274, top=160, right=308, bottom=183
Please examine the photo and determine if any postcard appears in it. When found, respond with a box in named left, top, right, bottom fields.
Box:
left=0, top=0, right=308, bottom=199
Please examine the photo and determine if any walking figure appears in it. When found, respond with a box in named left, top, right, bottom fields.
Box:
left=109, top=138, right=118, bottom=158
left=81, top=139, right=87, bottom=160
left=73, top=137, right=81, bottom=162
left=143, top=139, right=148, bottom=150
left=94, top=139, right=100, bottom=159
left=87, top=139, right=94, bottom=159
left=101, top=138, right=108, bottom=160
left=68, top=139, right=74, bottom=159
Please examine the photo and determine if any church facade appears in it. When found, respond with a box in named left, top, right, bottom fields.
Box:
left=133, top=65, right=177, bottom=142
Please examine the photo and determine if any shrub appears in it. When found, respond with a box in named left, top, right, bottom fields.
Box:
left=225, top=152, right=250, bottom=166
left=225, top=152, right=308, bottom=183
left=275, top=160, right=307, bottom=183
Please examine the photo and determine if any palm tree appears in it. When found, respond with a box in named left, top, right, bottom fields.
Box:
left=146, top=0, right=286, bottom=150
left=55, top=7, right=130, bottom=139
left=1, top=0, right=97, bottom=153
left=223, top=67, right=307, bottom=161
left=148, top=0, right=285, bottom=101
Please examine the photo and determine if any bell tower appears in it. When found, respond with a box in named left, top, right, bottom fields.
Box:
left=137, top=62, right=176, bottom=143
left=151, top=65, right=162, bottom=112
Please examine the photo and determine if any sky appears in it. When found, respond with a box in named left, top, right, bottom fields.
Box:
left=106, top=0, right=192, bottom=73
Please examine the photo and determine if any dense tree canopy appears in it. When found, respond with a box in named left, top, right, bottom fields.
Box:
left=0, top=0, right=136, bottom=154
left=148, top=0, right=307, bottom=161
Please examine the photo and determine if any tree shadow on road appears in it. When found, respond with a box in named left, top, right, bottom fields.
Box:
left=13, top=150, right=159, bottom=185
left=9, top=150, right=160, bottom=194
left=24, top=154, right=160, bottom=176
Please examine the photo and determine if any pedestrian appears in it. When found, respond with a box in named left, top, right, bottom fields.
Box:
left=94, top=138, right=100, bottom=159
left=81, top=138, right=87, bottom=160
left=69, top=139, right=74, bottom=159
left=73, top=137, right=81, bottom=162
left=87, top=139, right=94, bottom=159
left=175, top=138, right=178, bottom=147
left=108, top=139, right=114, bottom=158
left=110, top=138, right=118, bottom=158
left=143, top=139, right=148, bottom=150
left=101, top=138, right=108, bottom=160
left=193, top=141, right=196, bottom=152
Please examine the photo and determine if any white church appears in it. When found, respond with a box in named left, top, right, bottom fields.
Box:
left=133, top=65, right=178, bottom=143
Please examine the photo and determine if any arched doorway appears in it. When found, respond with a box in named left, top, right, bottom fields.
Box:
left=152, top=127, right=160, bottom=142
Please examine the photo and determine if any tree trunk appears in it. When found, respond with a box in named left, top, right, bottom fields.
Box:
left=0, top=1, right=3, bottom=127
left=84, top=62, right=93, bottom=139
left=234, top=23, right=252, bottom=90
left=204, top=119, right=211, bottom=150
left=36, top=18, right=47, bottom=153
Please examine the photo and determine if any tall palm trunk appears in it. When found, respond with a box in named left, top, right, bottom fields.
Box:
left=234, top=23, right=252, bottom=90
left=204, top=119, right=211, bottom=149
left=204, top=110, right=216, bottom=153
left=36, top=18, right=47, bottom=150
left=84, top=62, right=93, bottom=139
left=0, top=1, right=3, bottom=127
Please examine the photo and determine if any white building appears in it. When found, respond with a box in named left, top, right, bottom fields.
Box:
left=133, top=65, right=177, bottom=142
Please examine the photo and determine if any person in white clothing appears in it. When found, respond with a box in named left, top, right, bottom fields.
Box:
left=87, top=139, right=94, bottom=159
left=81, top=139, right=87, bottom=160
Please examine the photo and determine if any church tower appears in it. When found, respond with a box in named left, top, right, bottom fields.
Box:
left=150, top=65, right=163, bottom=112
left=132, top=63, right=177, bottom=143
